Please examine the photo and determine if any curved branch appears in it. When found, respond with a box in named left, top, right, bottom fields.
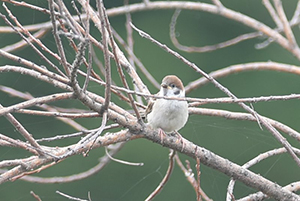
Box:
left=185, top=62, right=300, bottom=93
left=108, top=1, right=300, bottom=60
left=189, top=107, right=300, bottom=141
left=227, top=147, right=300, bottom=201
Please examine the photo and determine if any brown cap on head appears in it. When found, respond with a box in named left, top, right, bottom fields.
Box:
left=161, top=75, right=184, bottom=91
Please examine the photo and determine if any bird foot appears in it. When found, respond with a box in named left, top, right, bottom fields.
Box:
left=158, top=128, right=166, bottom=144
left=174, top=131, right=185, bottom=152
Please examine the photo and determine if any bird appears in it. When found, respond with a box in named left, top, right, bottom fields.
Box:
left=146, top=75, right=189, bottom=143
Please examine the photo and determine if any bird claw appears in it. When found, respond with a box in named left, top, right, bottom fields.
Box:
left=175, top=131, right=185, bottom=152
left=158, top=128, right=166, bottom=144
left=157, top=129, right=185, bottom=152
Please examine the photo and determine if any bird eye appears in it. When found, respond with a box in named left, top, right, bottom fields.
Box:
left=170, top=84, right=176, bottom=88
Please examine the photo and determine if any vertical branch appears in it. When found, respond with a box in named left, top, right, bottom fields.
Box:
left=125, top=0, right=134, bottom=68
left=82, top=0, right=92, bottom=93
left=263, top=0, right=282, bottom=28
left=175, top=155, right=212, bottom=201
left=77, top=0, right=150, bottom=96
left=97, top=0, right=111, bottom=114
left=124, top=0, right=142, bottom=103
left=48, top=0, right=70, bottom=76
left=112, top=28, right=160, bottom=89
left=273, top=0, right=298, bottom=47
left=99, top=1, right=142, bottom=122
left=56, top=0, right=82, bottom=37
left=196, top=158, right=202, bottom=201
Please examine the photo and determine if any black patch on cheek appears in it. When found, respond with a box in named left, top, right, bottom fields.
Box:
left=174, top=90, right=180, bottom=95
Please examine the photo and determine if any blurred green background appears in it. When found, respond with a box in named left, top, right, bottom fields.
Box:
left=1, top=0, right=300, bottom=200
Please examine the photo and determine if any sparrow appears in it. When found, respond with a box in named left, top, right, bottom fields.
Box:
left=146, top=75, right=189, bottom=139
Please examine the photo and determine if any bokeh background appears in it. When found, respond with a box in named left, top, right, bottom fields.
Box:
left=1, top=0, right=300, bottom=200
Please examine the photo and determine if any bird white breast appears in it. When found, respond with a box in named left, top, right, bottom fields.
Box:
left=147, top=99, right=188, bottom=133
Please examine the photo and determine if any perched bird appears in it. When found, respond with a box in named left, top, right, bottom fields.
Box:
left=146, top=75, right=189, bottom=140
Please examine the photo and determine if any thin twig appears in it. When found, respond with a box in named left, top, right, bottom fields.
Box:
left=228, top=147, right=300, bottom=201
left=101, top=4, right=143, bottom=123
left=82, top=1, right=92, bottom=93
left=56, top=191, right=88, bottom=201
left=189, top=107, right=300, bottom=142
left=112, top=28, right=160, bottom=89
left=105, top=146, right=144, bottom=166
left=169, top=9, right=262, bottom=53
left=0, top=92, right=74, bottom=116
left=263, top=0, right=282, bottom=28
left=175, top=154, right=212, bottom=201
left=0, top=133, right=38, bottom=155
left=97, top=0, right=111, bottom=114
left=227, top=147, right=300, bottom=201
left=77, top=0, right=150, bottom=96
left=2, top=3, right=66, bottom=77
left=6, top=142, right=125, bottom=183
left=30, top=191, right=42, bottom=201
left=1, top=29, right=48, bottom=52
left=185, top=61, right=300, bottom=93
left=0, top=103, right=44, bottom=155
left=145, top=150, right=176, bottom=201
left=196, top=157, right=202, bottom=201
left=211, top=0, right=223, bottom=7
left=48, top=0, right=70, bottom=76
left=35, top=124, right=119, bottom=143
left=0, top=85, right=86, bottom=131
left=274, top=0, right=298, bottom=47
left=84, top=112, right=108, bottom=156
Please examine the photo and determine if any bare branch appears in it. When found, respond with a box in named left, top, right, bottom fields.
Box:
left=145, top=149, right=175, bottom=201
left=30, top=191, right=42, bottom=201
left=263, top=0, right=282, bottom=28
left=97, top=0, right=111, bottom=114
left=0, top=92, right=74, bottom=116
left=185, top=62, right=300, bottom=93
left=56, top=191, right=88, bottom=201
left=175, top=155, right=212, bottom=201
left=1, top=29, right=48, bottom=53
left=170, top=9, right=262, bottom=53
left=237, top=181, right=300, bottom=201
left=0, top=104, right=44, bottom=155
left=11, top=141, right=125, bottom=183
left=189, top=107, right=300, bottom=142
left=227, top=147, right=300, bottom=201
left=48, top=0, right=70, bottom=76
left=274, top=0, right=298, bottom=47
left=0, top=133, right=38, bottom=155
left=0, top=85, right=86, bottom=131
